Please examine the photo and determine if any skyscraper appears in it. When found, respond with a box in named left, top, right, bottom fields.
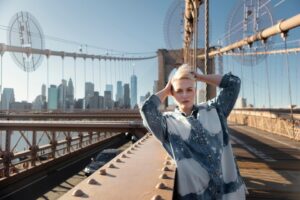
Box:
left=130, top=74, right=137, bottom=108
left=116, top=81, right=123, bottom=106
left=104, top=90, right=112, bottom=109
left=105, top=84, right=113, bottom=100
left=1, top=88, right=15, bottom=110
left=123, top=83, right=130, bottom=109
left=66, top=78, right=74, bottom=109
left=42, top=84, right=46, bottom=97
left=48, top=85, right=58, bottom=110
left=85, top=82, right=94, bottom=109
left=58, top=79, right=67, bottom=110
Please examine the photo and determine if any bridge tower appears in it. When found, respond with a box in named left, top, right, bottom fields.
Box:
left=157, top=48, right=216, bottom=108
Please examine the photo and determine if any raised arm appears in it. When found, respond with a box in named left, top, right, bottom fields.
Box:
left=193, top=72, right=241, bottom=118
left=139, top=80, right=173, bottom=144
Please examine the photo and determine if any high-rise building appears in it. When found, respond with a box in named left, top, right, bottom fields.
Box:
left=1, top=88, right=15, bottom=110
left=116, top=81, right=123, bottom=106
left=99, top=96, right=104, bottom=109
left=42, top=84, right=46, bottom=97
left=48, top=85, right=58, bottom=110
left=58, top=79, right=67, bottom=110
left=104, top=90, right=112, bottom=109
left=66, top=78, right=74, bottom=109
left=123, top=83, right=130, bottom=109
left=85, top=82, right=94, bottom=109
left=32, top=95, right=45, bottom=111
left=88, top=92, right=98, bottom=109
left=105, top=84, right=113, bottom=101
left=130, top=74, right=137, bottom=108
left=10, top=101, right=31, bottom=111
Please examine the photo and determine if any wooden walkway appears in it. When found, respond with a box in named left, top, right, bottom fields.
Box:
left=230, top=124, right=300, bottom=200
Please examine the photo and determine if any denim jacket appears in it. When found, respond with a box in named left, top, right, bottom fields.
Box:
left=140, top=73, right=247, bottom=200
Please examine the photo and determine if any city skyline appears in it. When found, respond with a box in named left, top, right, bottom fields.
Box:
left=0, top=72, right=144, bottom=110
left=0, top=1, right=299, bottom=108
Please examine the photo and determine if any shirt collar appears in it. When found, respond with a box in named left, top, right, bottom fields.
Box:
left=175, top=105, right=198, bottom=118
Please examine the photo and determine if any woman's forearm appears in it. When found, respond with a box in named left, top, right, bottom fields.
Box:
left=155, top=79, right=173, bottom=103
left=155, top=88, right=169, bottom=103
left=195, top=74, right=223, bottom=86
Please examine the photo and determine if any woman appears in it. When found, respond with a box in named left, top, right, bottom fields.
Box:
left=140, top=64, right=247, bottom=200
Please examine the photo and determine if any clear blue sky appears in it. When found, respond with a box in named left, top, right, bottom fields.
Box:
left=0, top=0, right=299, bottom=108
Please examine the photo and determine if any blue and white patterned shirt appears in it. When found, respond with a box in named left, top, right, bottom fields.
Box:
left=140, top=73, right=247, bottom=200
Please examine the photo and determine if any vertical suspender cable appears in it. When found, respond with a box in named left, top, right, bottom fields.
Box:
left=241, top=49, right=245, bottom=98
left=62, top=56, right=65, bottom=111
left=283, top=35, right=295, bottom=137
left=92, top=58, right=95, bottom=84
left=204, top=0, right=209, bottom=101
left=263, top=42, right=273, bottom=132
left=46, top=55, right=49, bottom=102
left=263, top=43, right=272, bottom=109
left=0, top=52, right=3, bottom=106
left=99, top=59, right=101, bottom=95
left=250, top=54, right=256, bottom=107
left=73, top=57, right=77, bottom=99
left=104, top=59, right=107, bottom=86
left=193, top=0, right=199, bottom=103
left=84, top=57, right=86, bottom=110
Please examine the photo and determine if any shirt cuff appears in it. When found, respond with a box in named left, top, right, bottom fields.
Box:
left=148, top=94, right=162, bottom=107
left=219, top=72, right=232, bottom=88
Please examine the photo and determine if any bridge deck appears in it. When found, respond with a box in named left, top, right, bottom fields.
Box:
left=230, top=124, right=300, bottom=200
left=43, top=123, right=300, bottom=200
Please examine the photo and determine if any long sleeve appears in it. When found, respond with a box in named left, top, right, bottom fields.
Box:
left=212, top=72, right=241, bottom=118
left=140, top=95, right=169, bottom=144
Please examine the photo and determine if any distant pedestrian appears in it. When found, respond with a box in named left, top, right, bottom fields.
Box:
left=140, top=64, right=247, bottom=199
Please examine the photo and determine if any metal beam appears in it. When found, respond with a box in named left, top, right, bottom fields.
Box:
left=0, top=43, right=156, bottom=61
left=224, top=47, right=300, bottom=56
left=198, top=13, right=300, bottom=58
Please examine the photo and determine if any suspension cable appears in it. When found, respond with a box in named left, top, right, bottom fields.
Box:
left=204, top=0, right=209, bottom=101
left=0, top=52, right=3, bottom=105
left=92, top=58, right=95, bottom=84
left=241, top=49, right=245, bottom=98
left=250, top=52, right=256, bottom=107
left=46, top=55, right=49, bottom=102
left=283, top=33, right=295, bottom=137
left=193, top=0, right=199, bottom=103
left=74, top=57, right=77, bottom=99
left=263, top=42, right=272, bottom=109
left=98, top=59, right=101, bottom=95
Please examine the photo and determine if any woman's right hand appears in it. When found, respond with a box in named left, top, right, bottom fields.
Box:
left=163, top=78, right=173, bottom=97
left=156, top=79, right=173, bottom=103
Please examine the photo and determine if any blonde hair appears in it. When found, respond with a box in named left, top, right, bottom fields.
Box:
left=172, top=64, right=195, bottom=82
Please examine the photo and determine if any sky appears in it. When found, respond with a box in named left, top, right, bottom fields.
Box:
left=0, top=0, right=299, bottom=108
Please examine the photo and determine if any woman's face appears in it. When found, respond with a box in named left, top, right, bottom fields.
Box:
left=171, top=79, right=195, bottom=111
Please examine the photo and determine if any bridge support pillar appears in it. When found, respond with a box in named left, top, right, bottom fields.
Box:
left=2, top=130, right=12, bottom=177
left=30, top=130, right=38, bottom=167
left=50, top=131, right=57, bottom=158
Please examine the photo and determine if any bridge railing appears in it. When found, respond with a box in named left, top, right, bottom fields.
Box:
left=228, top=109, right=300, bottom=141
left=0, top=120, right=146, bottom=178
left=0, top=110, right=142, bottom=121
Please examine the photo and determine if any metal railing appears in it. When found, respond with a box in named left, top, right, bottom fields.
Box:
left=0, top=120, right=146, bottom=178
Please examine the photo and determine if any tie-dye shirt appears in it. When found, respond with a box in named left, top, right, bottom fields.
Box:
left=140, top=73, right=247, bottom=200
